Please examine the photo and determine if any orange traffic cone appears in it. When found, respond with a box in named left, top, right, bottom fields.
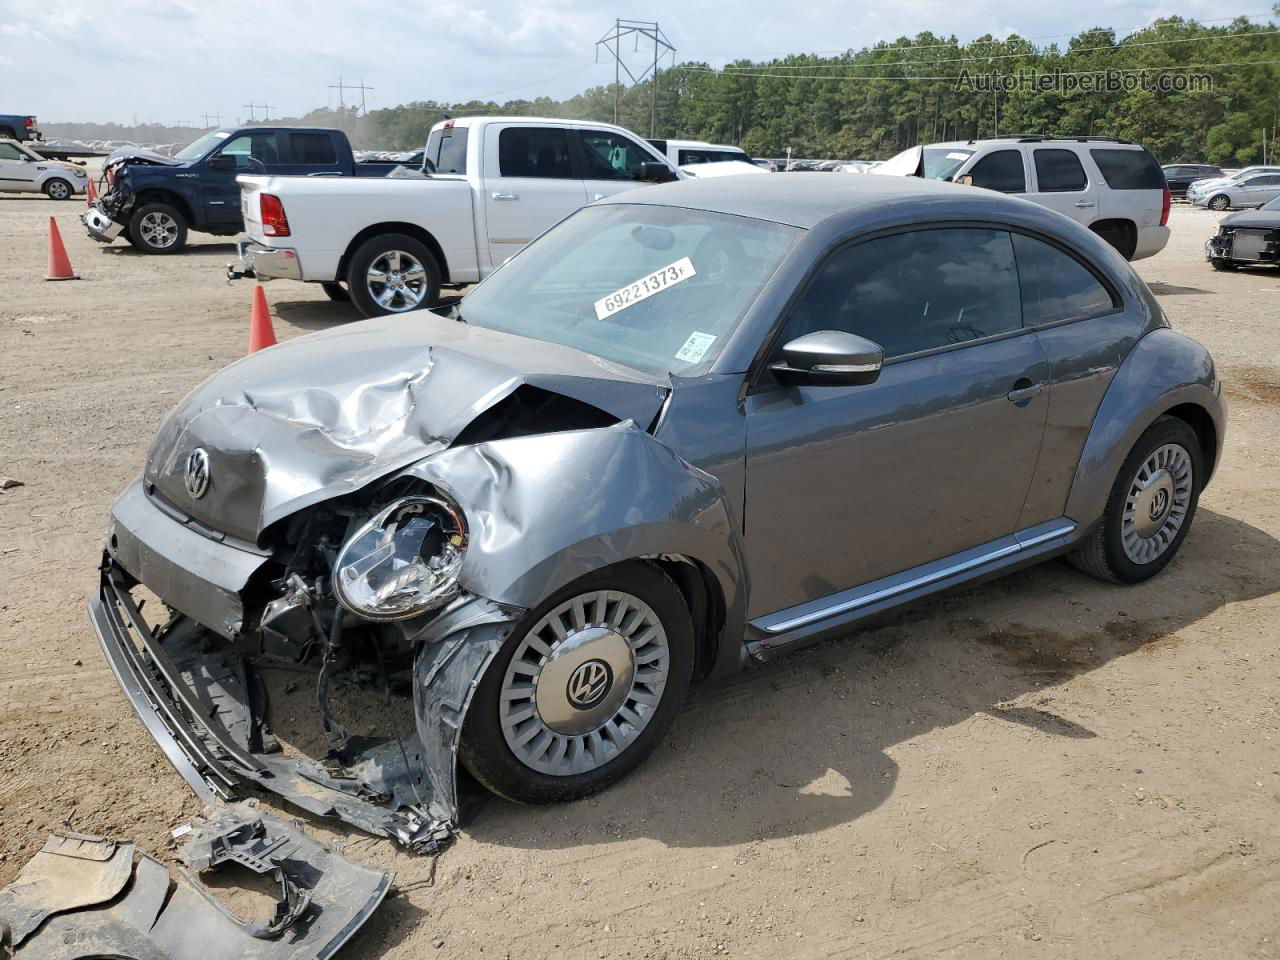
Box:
left=45, top=217, right=78, bottom=281
left=248, top=285, right=278, bottom=353
left=86, top=177, right=98, bottom=206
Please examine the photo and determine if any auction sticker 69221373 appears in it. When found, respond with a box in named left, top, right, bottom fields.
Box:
left=594, top=257, right=697, bottom=321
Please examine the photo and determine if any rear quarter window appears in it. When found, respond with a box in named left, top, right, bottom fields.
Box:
left=288, top=133, right=337, bottom=165
left=424, top=126, right=469, bottom=174
left=1090, top=148, right=1165, bottom=190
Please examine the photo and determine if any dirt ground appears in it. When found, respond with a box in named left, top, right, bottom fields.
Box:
left=1, top=192, right=1278, bottom=960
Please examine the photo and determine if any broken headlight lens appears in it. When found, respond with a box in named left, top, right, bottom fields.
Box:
left=334, top=495, right=468, bottom=620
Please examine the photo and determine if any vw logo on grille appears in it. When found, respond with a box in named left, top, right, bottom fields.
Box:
left=184, top=448, right=211, bottom=500
left=566, top=659, right=613, bottom=710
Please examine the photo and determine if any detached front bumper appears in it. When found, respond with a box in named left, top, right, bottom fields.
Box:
left=82, top=205, right=125, bottom=243
left=230, top=239, right=303, bottom=282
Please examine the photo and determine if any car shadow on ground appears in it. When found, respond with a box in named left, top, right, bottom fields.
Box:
left=1148, top=281, right=1215, bottom=296
left=453, top=506, right=1279, bottom=851
left=274, top=298, right=359, bottom=331
left=98, top=241, right=241, bottom=258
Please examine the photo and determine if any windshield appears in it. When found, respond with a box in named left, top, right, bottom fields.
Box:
left=1263, top=196, right=1280, bottom=211
left=922, top=148, right=974, bottom=180
left=459, top=204, right=801, bottom=377
left=174, top=130, right=229, bottom=161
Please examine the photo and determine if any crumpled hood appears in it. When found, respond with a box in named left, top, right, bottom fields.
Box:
left=1218, top=209, right=1280, bottom=229
left=145, top=312, right=668, bottom=543
left=104, top=145, right=187, bottom=168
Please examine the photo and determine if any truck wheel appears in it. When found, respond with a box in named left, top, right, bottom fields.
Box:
left=321, top=282, right=350, bottom=302
left=1068, top=416, right=1202, bottom=584
left=0, top=127, right=15, bottom=140
left=346, top=234, right=441, bottom=318
left=459, top=562, right=694, bottom=805
left=127, top=202, right=188, bottom=254
left=1091, top=221, right=1137, bottom=261
left=43, top=178, right=74, bottom=201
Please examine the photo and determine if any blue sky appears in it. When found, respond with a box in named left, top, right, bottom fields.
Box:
left=0, top=0, right=1253, bottom=123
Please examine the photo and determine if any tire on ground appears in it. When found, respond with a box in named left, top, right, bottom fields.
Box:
left=459, top=562, right=695, bottom=805
left=43, top=178, right=74, bottom=201
left=321, top=281, right=351, bottom=302
left=1068, top=415, right=1203, bottom=584
left=344, top=233, right=441, bottom=318
left=126, top=201, right=188, bottom=254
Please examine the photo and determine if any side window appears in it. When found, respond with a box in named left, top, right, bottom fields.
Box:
left=497, top=127, right=572, bottom=179
left=217, top=132, right=280, bottom=169
left=1247, top=175, right=1280, bottom=186
left=1033, top=149, right=1087, bottom=192
left=580, top=131, right=654, bottom=181
left=434, top=128, right=468, bottom=174
left=1089, top=149, right=1164, bottom=189
left=0, top=144, right=22, bottom=160
left=966, top=150, right=1026, bottom=193
left=782, top=228, right=1022, bottom=360
left=287, top=133, right=337, bottom=165
left=1012, top=234, right=1116, bottom=326
left=679, top=149, right=747, bottom=165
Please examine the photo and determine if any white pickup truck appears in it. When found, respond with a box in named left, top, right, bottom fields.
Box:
left=233, top=116, right=681, bottom=317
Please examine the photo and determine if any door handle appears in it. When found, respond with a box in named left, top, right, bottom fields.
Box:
left=491, top=192, right=518, bottom=201
left=1007, top=380, right=1044, bottom=405
left=1073, top=201, right=1096, bottom=208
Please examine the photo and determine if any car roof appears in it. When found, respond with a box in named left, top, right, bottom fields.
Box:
left=600, top=171, right=1067, bottom=230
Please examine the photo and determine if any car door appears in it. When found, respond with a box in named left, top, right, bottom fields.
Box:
left=576, top=128, right=669, bottom=203
left=0, top=142, right=38, bottom=192
left=481, top=123, right=586, bottom=269
left=1239, top=174, right=1280, bottom=207
left=1028, top=148, right=1098, bottom=225
left=202, top=131, right=282, bottom=228
left=742, top=226, right=1049, bottom=619
left=960, top=147, right=1028, bottom=197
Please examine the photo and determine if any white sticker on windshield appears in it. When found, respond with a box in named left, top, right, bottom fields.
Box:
left=946, top=151, right=970, bottom=160
left=594, top=256, right=697, bottom=321
left=675, top=331, right=717, bottom=364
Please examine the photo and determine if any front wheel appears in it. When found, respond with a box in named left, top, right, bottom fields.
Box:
left=1208, top=194, right=1231, bottom=212
left=43, top=178, right=74, bottom=201
left=1069, top=416, right=1203, bottom=584
left=1209, top=258, right=1238, bottom=272
left=127, top=201, right=188, bottom=254
left=345, top=233, right=441, bottom=318
left=459, top=563, right=695, bottom=805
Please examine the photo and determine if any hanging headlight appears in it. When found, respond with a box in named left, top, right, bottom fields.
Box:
left=333, top=495, right=468, bottom=620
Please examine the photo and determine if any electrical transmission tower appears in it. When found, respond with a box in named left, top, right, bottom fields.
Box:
left=243, top=102, right=271, bottom=122
left=202, top=112, right=222, bottom=128
left=330, top=77, right=374, bottom=115
left=595, top=19, right=675, bottom=136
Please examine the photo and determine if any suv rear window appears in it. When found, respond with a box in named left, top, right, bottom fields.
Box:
left=1090, top=148, right=1164, bottom=190
left=424, top=126, right=469, bottom=175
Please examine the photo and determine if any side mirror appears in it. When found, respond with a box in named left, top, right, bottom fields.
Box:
left=770, top=330, right=884, bottom=387
left=955, top=174, right=974, bottom=186
left=640, top=161, right=677, bottom=183
left=207, top=154, right=235, bottom=171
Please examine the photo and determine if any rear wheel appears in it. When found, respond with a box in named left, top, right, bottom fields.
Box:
left=345, top=233, right=441, bottom=318
left=1092, top=221, right=1137, bottom=260
left=459, top=563, right=694, bottom=804
left=1069, top=416, right=1202, bottom=584
left=127, top=202, right=188, bottom=254
left=43, top=178, right=74, bottom=200
left=1208, top=194, right=1231, bottom=212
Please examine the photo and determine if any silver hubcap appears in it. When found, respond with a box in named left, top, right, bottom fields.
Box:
left=139, top=211, right=178, bottom=248
left=48, top=181, right=69, bottom=199
left=367, top=250, right=428, bottom=312
left=1210, top=196, right=1228, bottom=210
left=1122, top=443, right=1193, bottom=564
left=500, top=589, right=670, bottom=776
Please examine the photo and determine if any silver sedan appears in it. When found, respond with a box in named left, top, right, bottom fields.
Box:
left=1196, top=171, right=1280, bottom=210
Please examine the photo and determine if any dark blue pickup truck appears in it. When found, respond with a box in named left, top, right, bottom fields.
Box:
left=0, top=113, right=40, bottom=141
left=82, top=126, right=401, bottom=254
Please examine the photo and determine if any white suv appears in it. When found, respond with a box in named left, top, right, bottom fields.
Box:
left=874, top=136, right=1170, bottom=260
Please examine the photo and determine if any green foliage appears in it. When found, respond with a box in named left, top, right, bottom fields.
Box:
left=43, top=14, right=1278, bottom=162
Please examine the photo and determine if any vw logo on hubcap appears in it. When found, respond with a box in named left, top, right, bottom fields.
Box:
left=1149, top=488, right=1169, bottom=521
left=566, top=659, right=613, bottom=710
left=184, top=448, right=211, bottom=500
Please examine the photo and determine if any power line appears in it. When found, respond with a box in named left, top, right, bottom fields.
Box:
left=706, top=27, right=1280, bottom=72
left=243, top=102, right=271, bottom=121
left=330, top=76, right=375, bottom=115
left=596, top=18, right=676, bottom=134
left=477, top=62, right=601, bottom=102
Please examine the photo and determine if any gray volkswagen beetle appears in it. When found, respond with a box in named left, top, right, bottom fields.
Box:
left=91, top=174, right=1224, bottom=847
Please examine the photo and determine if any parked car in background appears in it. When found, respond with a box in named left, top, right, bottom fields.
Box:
left=233, top=116, right=681, bottom=317
left=648, top=138, right=752, bottom=167
left=1186, top=166, right=1280, bottom=205
left=678, top=159, right=767, bottom=178
left=82, top=126, right=403, bottom=254
left=91, top=174, right=1223, bottom=843
left=1206, top=195, right=1280, bottom=269
left=1193, top=171, right=1280, bottom=211
left=873, top=136, right=1170, bottom=260
left=0, top=138, right=88, bottom=199
left=1161, top=163, right=1223, bottom=198
left=0, top=113, right=40, bottom=142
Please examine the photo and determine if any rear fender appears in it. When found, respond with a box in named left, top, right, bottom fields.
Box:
left=1064, top=328, right=1224, bottom=525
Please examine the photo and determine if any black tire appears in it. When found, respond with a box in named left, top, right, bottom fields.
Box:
left=1209, top=258, right=1238, bottom=272
left=126, top=201, right=188, bottom=254
left=1069, top=416, right=1203, bottom=584
left=1208, top=194, right=1231, bottom=212
left=344, top=233, right=441, bottom=318
left=459, top=562, right=695, bottom=805
left=321, top=281, right=350, bottom=302
left=0, top=128, right=15, bottom=140
left=43, top=178, right=74, bottom=201
left=1092, top=221, right=1137, bottom=261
